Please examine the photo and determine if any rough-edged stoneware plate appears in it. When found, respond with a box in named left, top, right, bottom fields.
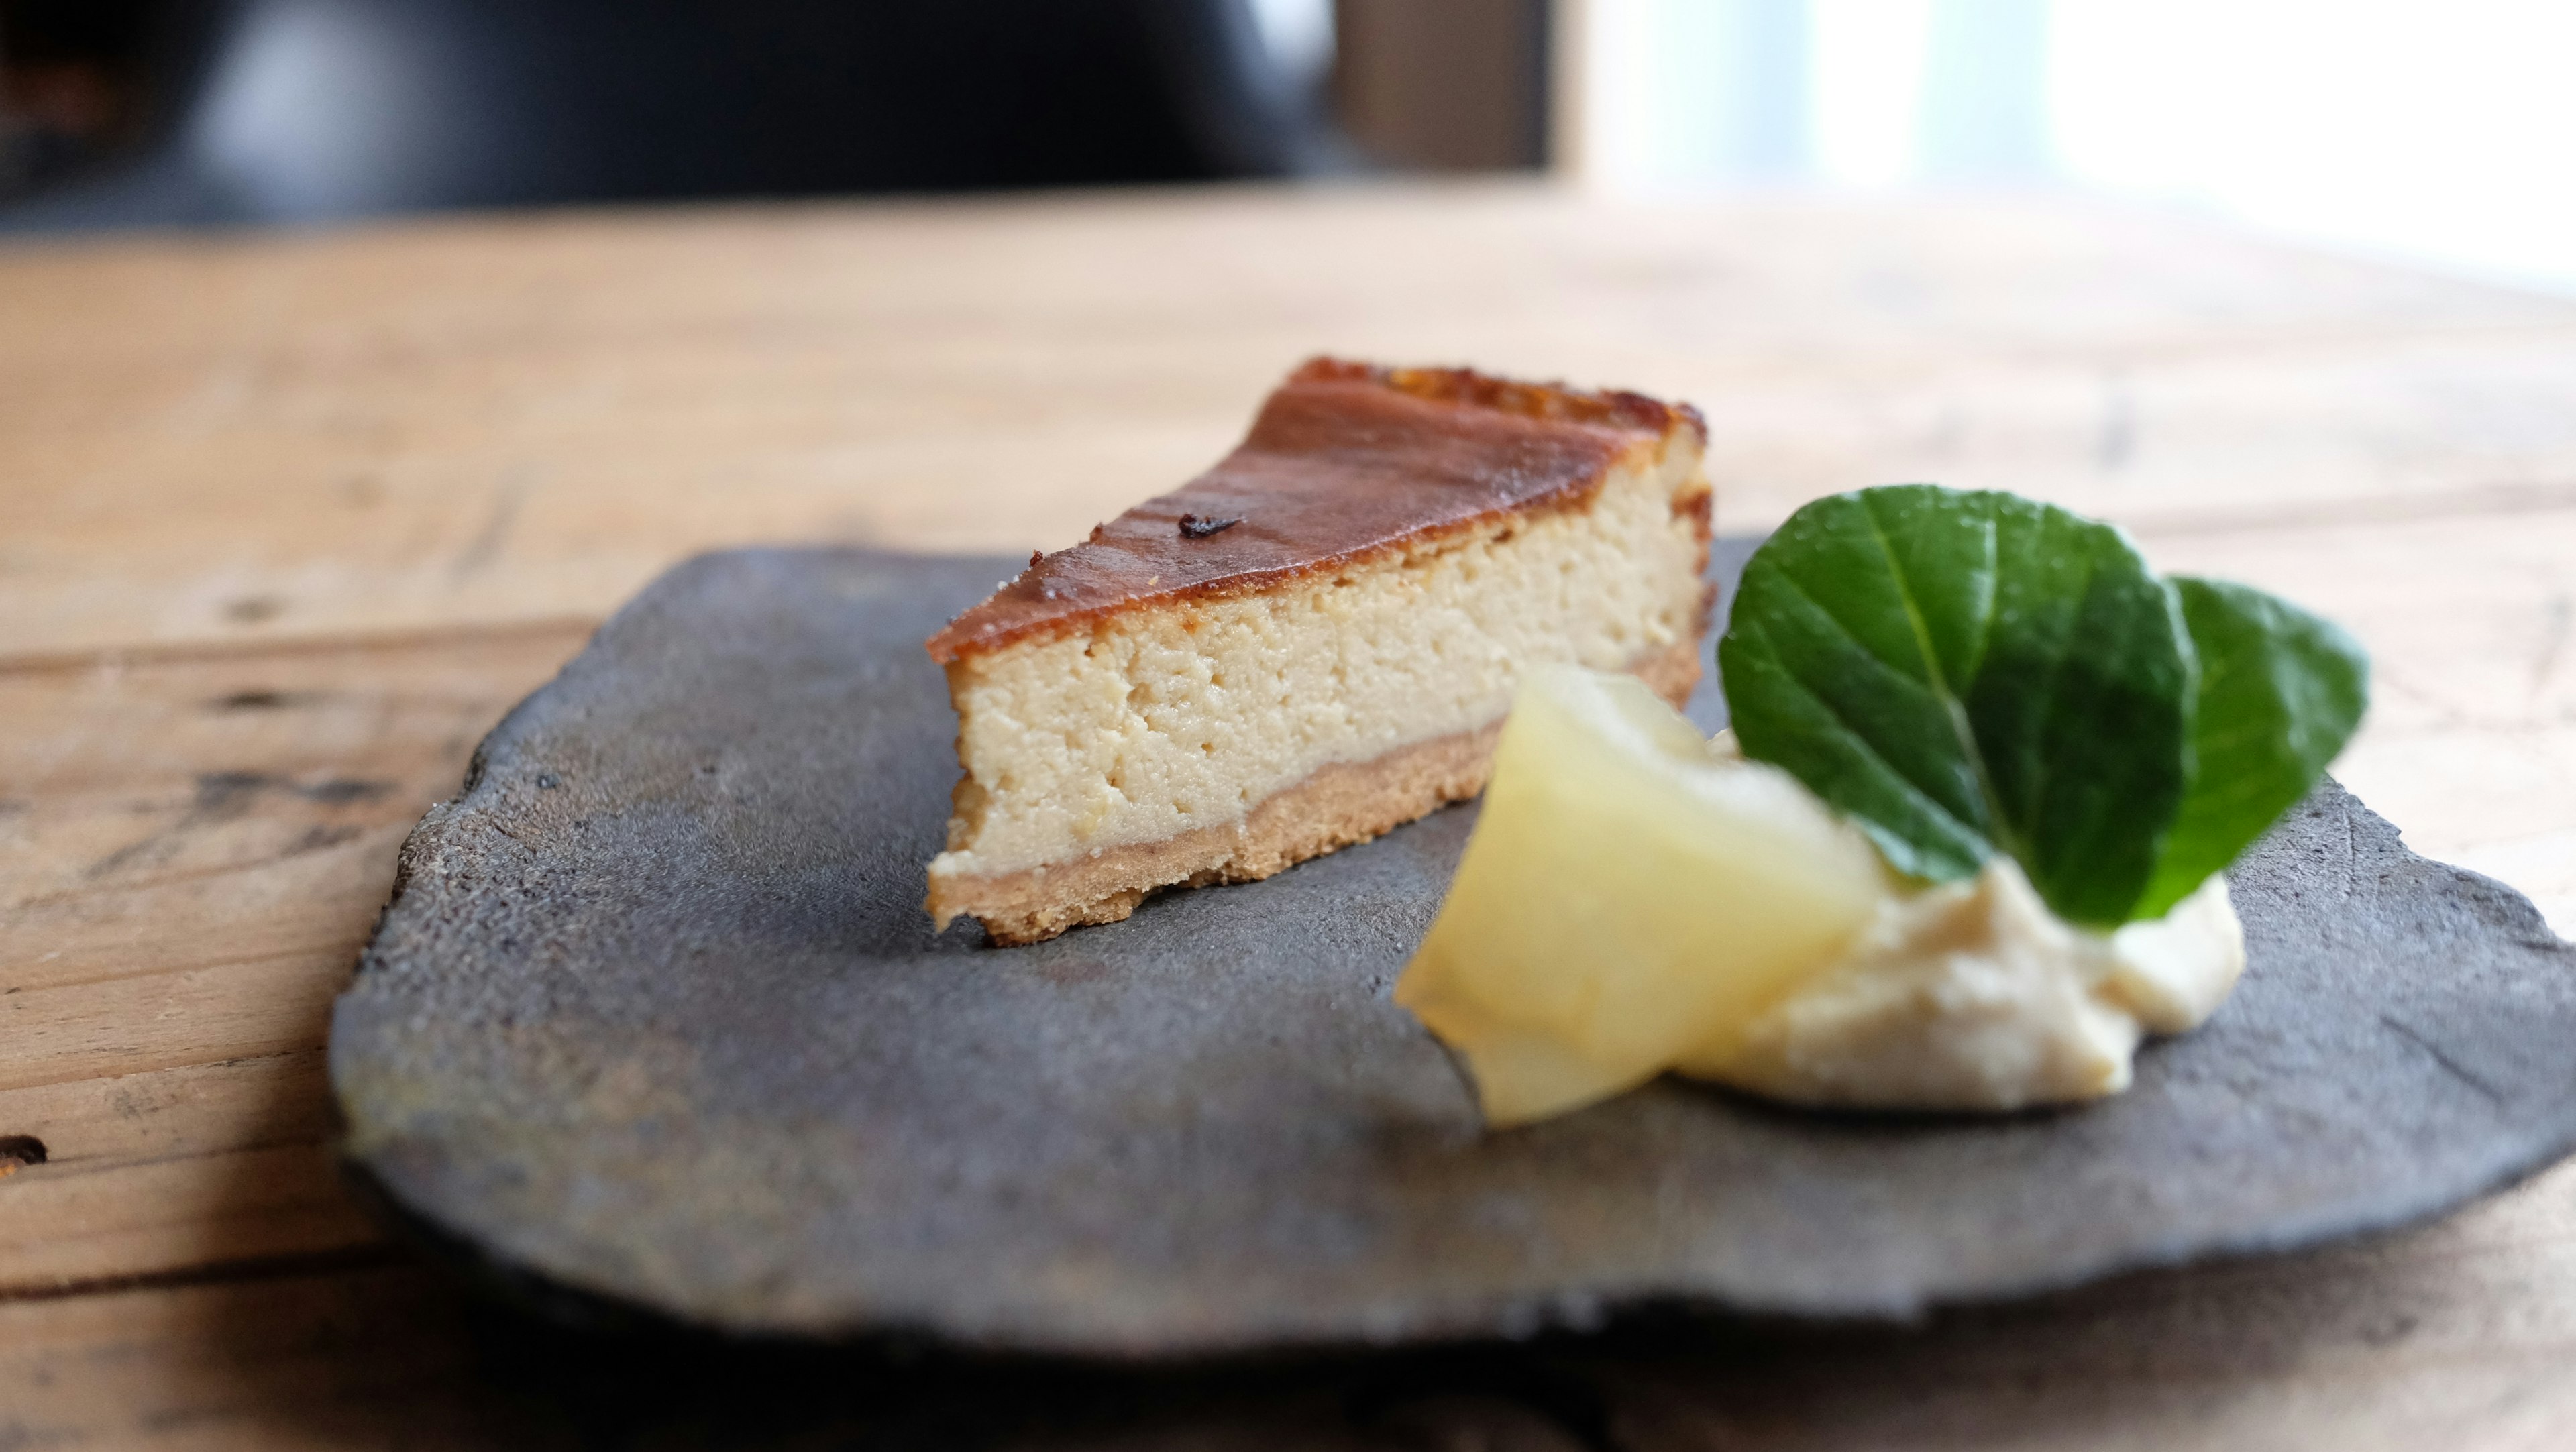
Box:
left=331, top=541, right=2576, bottom=1357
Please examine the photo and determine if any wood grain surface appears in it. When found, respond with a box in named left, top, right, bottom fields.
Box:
left=3, top=182, right=2573, bottom=1447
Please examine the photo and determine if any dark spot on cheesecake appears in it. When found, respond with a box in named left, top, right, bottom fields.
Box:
left=1029, top=551, right=1044, bottom=569
left=1178, top=514, right=1244, bottom=539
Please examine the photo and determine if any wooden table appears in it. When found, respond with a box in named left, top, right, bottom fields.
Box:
left=5, top=182, right=2574, bottom=1448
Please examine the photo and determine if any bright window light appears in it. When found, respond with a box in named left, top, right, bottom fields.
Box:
left=1810, top=0, right=1931, bottom=188
left=1570, top=0, right=2576, bottom=294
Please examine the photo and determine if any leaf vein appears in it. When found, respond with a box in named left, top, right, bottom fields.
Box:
left=1752, top=634, right=1989, bottom=868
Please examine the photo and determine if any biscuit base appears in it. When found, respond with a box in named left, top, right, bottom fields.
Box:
left=931, top=639, right=1703, bottom=946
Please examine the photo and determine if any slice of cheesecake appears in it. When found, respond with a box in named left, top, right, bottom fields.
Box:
left=925, top=358, right=1715, bottom=945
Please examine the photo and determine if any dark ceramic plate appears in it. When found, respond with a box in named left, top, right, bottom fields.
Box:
left=331, top=541, right=2576, bottom=1357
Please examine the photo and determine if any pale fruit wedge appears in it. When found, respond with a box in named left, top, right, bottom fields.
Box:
left=1395, top=666, right=1890, bottom=1125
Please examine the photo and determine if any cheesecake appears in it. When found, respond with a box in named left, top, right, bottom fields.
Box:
left=924, top=358, right=1715, bottom=945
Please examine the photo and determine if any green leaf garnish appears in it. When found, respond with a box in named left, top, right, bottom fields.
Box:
left=1719, top=485, right=2367, bottom=926
left=2133, top=576, right=2371, bottom=917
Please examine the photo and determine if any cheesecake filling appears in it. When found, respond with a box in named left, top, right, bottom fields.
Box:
left=930, top=437, right=1710, bottom=895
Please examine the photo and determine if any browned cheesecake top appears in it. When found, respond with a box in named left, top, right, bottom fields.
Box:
left=926, top=359, right=1708, bottom=663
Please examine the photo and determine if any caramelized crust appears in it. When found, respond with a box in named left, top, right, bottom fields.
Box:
left=925, top=358, right=1709, bottom=663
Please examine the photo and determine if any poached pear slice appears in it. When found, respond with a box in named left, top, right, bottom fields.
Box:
left=1395, top=666, right=1890, bottom=1125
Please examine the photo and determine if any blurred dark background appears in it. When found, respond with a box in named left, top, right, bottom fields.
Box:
left=0, top=0, right=1550, bottom=231
left=12, top=3, right=2573, bottom=293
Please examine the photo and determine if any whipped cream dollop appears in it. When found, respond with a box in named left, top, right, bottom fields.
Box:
left=1680, top=854, right=2243, bottom=1111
